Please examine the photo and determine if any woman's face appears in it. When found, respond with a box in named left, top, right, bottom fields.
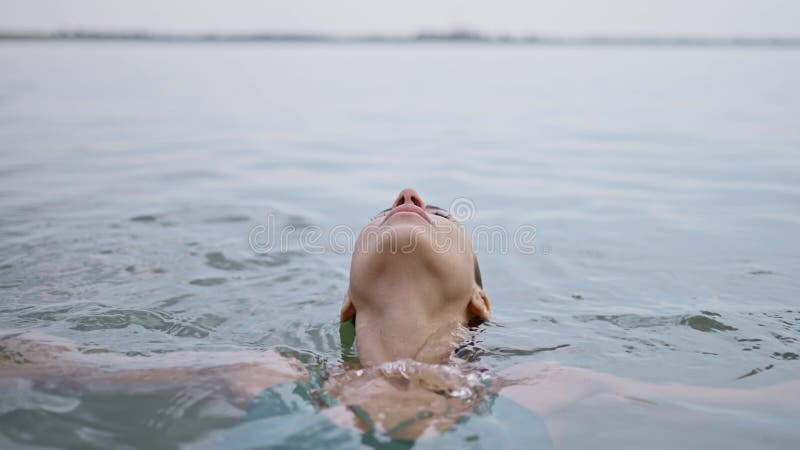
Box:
left=345, top=188, right=486, bottom=321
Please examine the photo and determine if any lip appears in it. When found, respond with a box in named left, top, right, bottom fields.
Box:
left=381, top=204, right=432, bottom=225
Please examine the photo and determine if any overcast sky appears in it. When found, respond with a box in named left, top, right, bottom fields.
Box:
left=1, top=0, right=798, bottom=36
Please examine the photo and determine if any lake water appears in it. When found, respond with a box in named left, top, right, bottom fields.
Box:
left=0, top=42, right=799, bottom=449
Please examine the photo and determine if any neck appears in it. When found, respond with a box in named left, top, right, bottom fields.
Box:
left=347, top=250, right=474, bottom=366
left=353, top=289, right=468, bottom=366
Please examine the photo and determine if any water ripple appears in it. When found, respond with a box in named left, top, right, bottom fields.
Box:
left=69, top=309, right=226, bottom=338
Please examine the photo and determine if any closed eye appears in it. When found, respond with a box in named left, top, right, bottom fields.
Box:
left=425, top=205, right=453, bottom=220
left=372, top=204, right=456, bottom=221
left=373, top=207, right=392, bottom=219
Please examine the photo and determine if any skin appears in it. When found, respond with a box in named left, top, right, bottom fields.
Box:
left=0, top=330, right=308, bottom=406
left=1, top=188, right=798, bottom=445
left=342, top=188, right=490, bottom=366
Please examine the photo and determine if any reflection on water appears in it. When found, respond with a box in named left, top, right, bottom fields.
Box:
left=0, top=42, right=799, bottom=448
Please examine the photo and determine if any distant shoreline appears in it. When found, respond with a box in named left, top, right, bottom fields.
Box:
left=1, top=30, right=799, bottom=47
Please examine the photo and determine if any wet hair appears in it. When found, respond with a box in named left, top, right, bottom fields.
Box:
left=473, top=254, right=483, bottom=289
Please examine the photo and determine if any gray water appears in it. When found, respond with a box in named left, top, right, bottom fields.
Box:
left=0, top=42, right=799, bottom=449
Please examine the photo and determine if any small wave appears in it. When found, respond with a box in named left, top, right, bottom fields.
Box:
left=205, top=252, right=246, bottom=271
left=69, top=308, right=226, bottom=338
left=129, top=214, right=159, bottom=223
left=189, top=277, right=227, bottom=286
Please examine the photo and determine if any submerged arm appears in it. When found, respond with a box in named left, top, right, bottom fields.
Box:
left=497, top=361, right=800, bottom=414
left=496, top=361, right=800, bottom=446
left=0, top=330, right=307, bottom=406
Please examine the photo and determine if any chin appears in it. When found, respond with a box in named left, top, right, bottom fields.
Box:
left=356, top=221, right=434, bottom=256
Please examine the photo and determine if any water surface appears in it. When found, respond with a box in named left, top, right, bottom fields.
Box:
left=0, top=42, right=799, bottom=449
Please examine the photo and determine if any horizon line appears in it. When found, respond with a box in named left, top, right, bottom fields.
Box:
left=2, top=29, right=800, bottom=47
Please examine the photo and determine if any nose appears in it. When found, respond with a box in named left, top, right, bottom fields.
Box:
left=392, top=188, right=426, bottom=209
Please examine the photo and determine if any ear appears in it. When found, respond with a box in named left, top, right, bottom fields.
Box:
left=340, top=291, right=356, bottom=322
left=467, top=286, right=491, bottom=321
